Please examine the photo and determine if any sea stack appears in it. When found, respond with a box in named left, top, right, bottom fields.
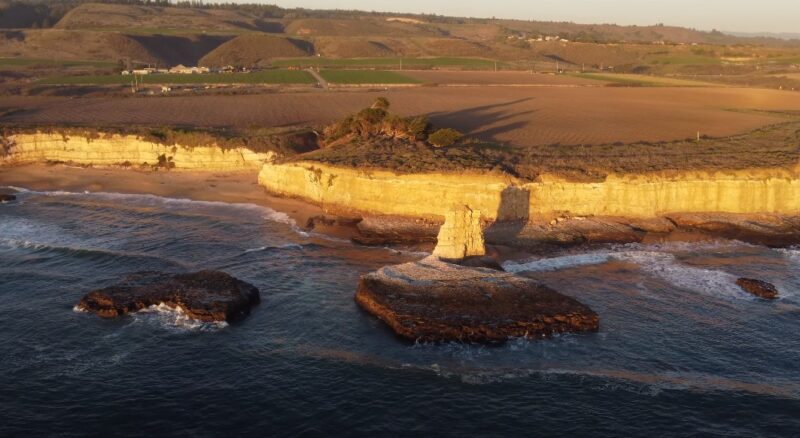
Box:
left=432, top=206, right=486, bottom=260
left=356, top=208, right=599, bottom=343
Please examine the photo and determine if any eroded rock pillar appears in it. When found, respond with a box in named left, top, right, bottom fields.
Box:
left=432, top=206, right=486, bottom=260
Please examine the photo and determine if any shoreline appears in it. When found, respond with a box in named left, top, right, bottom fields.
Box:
left=0, top=164, right=325, bottom=231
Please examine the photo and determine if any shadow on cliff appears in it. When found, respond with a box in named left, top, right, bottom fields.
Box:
left=485, top=186, right=530, bottom=245
left=427, top=98, right=536, bottom=143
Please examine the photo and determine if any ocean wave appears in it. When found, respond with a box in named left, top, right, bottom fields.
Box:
left=0, top=237, right=187, bottom=268
left=504, top=252, right=612, bottom=273
left=134, top=303, right=228, bottom=331
left=4, top=186, right=297, bottom=228
left=244, top=243, right=306, bottom=253
left=504, top=245, right=753, bottom=300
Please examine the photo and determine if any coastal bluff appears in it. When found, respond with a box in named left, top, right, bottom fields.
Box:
left=258, top=161, right=800, bottom=246
left=259, top=161, right=800, bottom=220
left=1, top=131, right=276, bottom=170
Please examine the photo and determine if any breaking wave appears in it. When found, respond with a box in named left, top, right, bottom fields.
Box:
left=504, top=244, right=754, bottom=300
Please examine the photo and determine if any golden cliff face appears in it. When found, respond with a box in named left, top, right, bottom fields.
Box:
left=1, top=132, right=276, bottom=170
left=258, top=162, right=800, bottom=220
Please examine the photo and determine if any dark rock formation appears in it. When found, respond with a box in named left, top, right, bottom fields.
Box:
left=0, top=194, right=16, bottom=203
left=77, top=271, right=260, bottom=322
left=355, top=257, right=599, bottom=343
left=736, top=278, right=780, bottom=300
left=352, top=215, right=439, bottom=245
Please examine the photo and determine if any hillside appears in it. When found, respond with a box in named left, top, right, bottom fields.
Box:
left=0, top=29, right=157, bottom=63
left=54, top=2, right=283, bottom=33
left=199, top=34, right=312, bottom=67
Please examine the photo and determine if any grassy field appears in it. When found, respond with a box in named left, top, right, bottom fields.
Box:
left=37, top=70, right=316, bottom=85
left=273, top=57, right=502, bottom=70
left=646, top=54, right=723, bottom=66
left=319, top=70, right=420, bottom=84
left=0, top=57, right=118, bottom=70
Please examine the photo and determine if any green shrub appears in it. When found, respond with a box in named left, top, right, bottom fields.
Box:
left=428, top=128, right=463, bottom=147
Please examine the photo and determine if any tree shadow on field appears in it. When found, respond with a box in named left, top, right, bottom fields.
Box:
left=427, top=98, right=536, bottom=143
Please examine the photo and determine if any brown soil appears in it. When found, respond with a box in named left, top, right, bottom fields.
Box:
left=4, top=86, right=799, bottom=146
left=404, top=70, right=603, bottom=85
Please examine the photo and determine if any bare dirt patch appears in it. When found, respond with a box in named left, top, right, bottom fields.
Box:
left=3, top=86, right=800, bottom=146
left=402, top=70, right=602, bottom=86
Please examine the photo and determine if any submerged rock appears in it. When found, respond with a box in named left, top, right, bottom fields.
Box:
left=77, top=271, right=260, bottom=322
left=0, top=194, right=16, bottom=203
left=355, top=257, right=599, bottom=343
left=736, top=278, right=779, bottom=300
left=432, top=206, right=486, bottom=260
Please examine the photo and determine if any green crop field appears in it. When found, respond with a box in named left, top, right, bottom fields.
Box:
left=273, top=57, right=501, bottom=70
left=37, top=70, right=316, bottom=85
left=318, top=70, right=420, bottom=84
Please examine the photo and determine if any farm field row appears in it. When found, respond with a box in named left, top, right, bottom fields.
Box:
left=4, top=86, right=799, bottom=147
left=272, top=57, right=503, bottom=69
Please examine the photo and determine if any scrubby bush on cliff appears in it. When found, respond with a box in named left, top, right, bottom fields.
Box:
left=428, top=128, right=463, bottom=148
left=322, top=97, right=431, bottom=146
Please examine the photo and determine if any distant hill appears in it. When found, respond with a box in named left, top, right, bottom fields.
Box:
left=725, top=31, right=800, bottom=41
left=1, top=1, right=799, bottom=71
left=199, top=34, right=313, bottom=68
left=54, top=2, right=283, bottom=33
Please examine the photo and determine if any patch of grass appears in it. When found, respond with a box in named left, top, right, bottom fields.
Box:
left=647, top=54, right=722, bottom=66
left=319, top=70, right=420, bottom=84
left=36, top=70, right=316, bottom=85
left=273, top=57, right=501, bottom=70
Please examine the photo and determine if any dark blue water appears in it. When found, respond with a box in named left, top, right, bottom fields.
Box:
left=2, top=187, right=800, bottom=437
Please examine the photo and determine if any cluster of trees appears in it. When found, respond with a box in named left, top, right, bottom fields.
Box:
left=323, top=98, right=463, bottom=148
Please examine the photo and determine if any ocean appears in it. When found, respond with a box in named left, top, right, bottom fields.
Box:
left=1, top=187, right=799, bottom=437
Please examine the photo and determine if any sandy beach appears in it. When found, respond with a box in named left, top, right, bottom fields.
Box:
left=0, top=164, right=324, bottom=228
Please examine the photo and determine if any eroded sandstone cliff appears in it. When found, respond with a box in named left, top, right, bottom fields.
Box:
left=1, top=132, right=276, bottom=170
left=258, top=161, right=800, bottom=220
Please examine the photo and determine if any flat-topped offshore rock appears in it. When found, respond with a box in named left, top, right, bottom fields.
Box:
left=77, top=270, right=260, bottom=323
left=736, top=278, right=780, bottom=300
left=355, top=257, right=599, bottom=343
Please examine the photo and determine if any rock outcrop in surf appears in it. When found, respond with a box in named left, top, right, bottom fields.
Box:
left=736, top=278, right=780, bottom=299
left=355, top=256, right=599, bottom=343
left=76, top=270, right=260, bottom=322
